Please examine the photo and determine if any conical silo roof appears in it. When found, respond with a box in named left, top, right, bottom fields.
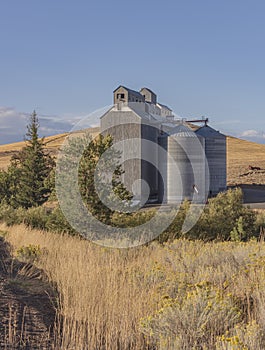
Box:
left=195, top=125, right=226, bottom=139
left=170, top=123, right=197, bottom=137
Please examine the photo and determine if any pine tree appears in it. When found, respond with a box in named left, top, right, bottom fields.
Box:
left=11, top=111, right=54, bottom=208
left=0, top=166, right=21, bottom=206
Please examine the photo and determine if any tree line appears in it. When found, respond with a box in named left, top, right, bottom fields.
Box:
left=0, top=111, right=262, bottom=242
left=0, top=111, right=131, bottom=223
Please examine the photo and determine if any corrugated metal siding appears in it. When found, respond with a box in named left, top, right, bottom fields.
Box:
left=196, top=126, right=226, bottom=195
left=204, top=138, right=227, bottom=195
left=158, top=125, right=206, bottom=203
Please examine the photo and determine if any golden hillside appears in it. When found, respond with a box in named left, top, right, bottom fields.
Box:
left=227, top=136, right=265, bottom=186
left=0, top=129, right=264, bottom=186
left=0, top=127, right=100, bottom=170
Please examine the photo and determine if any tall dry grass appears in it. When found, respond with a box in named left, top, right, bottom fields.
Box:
left=2, top=224, right=161, bottom=349
left=2, top=223, right=265, bottom=349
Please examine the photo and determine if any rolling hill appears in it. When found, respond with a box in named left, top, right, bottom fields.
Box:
left=0, top=127, right=100, bottom=171
left=227, top=136, right=265, bottom=186
left=0, top=127, right=264, bottom=186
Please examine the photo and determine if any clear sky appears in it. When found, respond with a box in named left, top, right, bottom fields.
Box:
left=1, top=0, right=265, bottom=144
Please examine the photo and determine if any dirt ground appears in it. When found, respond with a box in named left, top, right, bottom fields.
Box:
left=0, top=237, right=56, bottom=349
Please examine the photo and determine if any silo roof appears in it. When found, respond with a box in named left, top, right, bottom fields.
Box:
left=195, top=125, right=226, bottom=138
left=169, top=123, right=197, bottom=137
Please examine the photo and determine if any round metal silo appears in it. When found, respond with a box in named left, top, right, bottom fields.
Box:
left=157, top=133, right=168, bottom=203
left=195, top=125, right=226, bottom=196
left=158, top=124, right=206, bottom=204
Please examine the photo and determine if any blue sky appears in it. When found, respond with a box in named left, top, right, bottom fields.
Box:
left=0, top=0, right=265, bottom=144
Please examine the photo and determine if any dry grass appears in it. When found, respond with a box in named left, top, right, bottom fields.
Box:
left=2, top=223, right=265, bottom=349
left=227, top=136, right=265, bottom=186
left=2, top=224, right=159, bottom=349
left=0, top=127, right=100, bottom=170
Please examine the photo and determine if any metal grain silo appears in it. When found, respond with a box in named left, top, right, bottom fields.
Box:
left=195, top=125, right=226, bottom=196
left=158, top=124, right=206, bottom=204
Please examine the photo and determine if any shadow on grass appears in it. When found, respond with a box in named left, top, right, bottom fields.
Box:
left=0, top=236, right=57, bottom=349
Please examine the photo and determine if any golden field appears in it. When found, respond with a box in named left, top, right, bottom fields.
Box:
left=1, top=223, right=265, bottom=349
left=227, top=136, right=265, bottom=186
left=0, top=127, right=100, bottom=171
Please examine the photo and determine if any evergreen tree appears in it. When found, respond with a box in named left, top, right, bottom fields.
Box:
left=79, top=133, right=132, bottom=224
left=57, top=132, right=132, bottom=225
left=10, top=111, right=54, bottom=208
left=0, top=170, right=11, bottom=203
left=0, top=166, right=21, bottom=206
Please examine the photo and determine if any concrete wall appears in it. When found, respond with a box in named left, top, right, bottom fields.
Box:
left=141, top=124, right=160, bottom=200
left=101, top=109, right=160, bottom=201
left=101, top=110, right=142, bottom=199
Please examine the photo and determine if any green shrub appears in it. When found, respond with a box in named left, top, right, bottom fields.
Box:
left=46, top=207, right=77, bottom=235
left=23, top=206, right=50, bottom=230
left=0, top=201, right=76, bottom=235
left=16, top=244, right=42, bottom=263
left=158, top=200, right=190, bottom=243
left=0, top=188, right=258, bottom=242
left=111, top=209, right=156, bottom=228
left=0, top=230, right=8, bottom=238
left=0, top=203, right=25, bottom=226
left=216, top=321, right=265, bottom=350
left=188, top=188, right=257, bottom=241
left=141, top=282, right=243, bottom=349
left=155, top=189, right=257, bottom=243
left=256, top=211, right=265, bottom=230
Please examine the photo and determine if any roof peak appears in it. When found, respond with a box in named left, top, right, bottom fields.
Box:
left=195, top=125, right=226, bottom=138
left=140, top=87, right=156, bottom=94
